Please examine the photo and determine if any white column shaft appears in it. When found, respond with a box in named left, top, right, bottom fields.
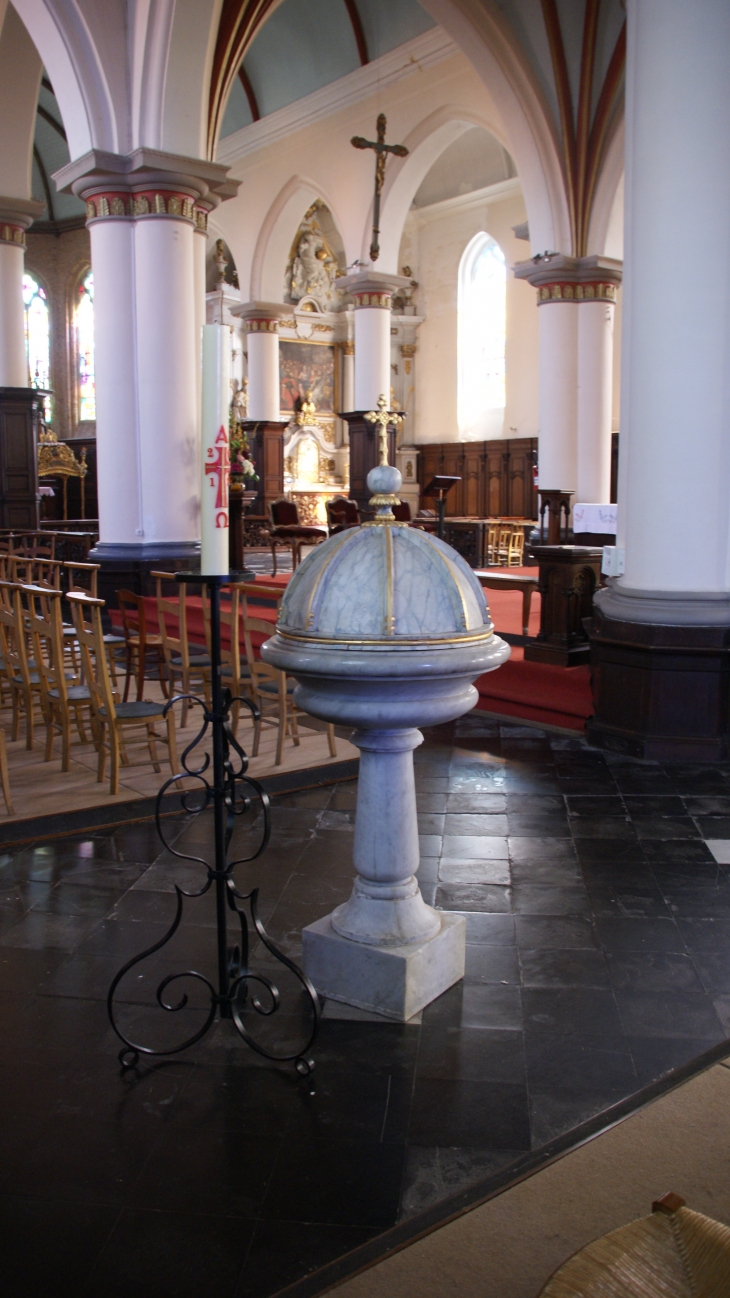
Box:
left=0, top=243, right=27, bottom=387
left=538, top=302, right=578, bottom=491
left=247, top=330, right=280, bottom=420
left=192, top=227, right=206, bottom=435
left=577, top=300, right=614, bottom=502
left=342, top=349, right=354, bottom=413
left=90, top=220, right=143, bottom=545
left=354, top=307, right=391, bottom=411
left=620, top=0, right=730, bottom=595
left=134, top=217, right=198, bottom=544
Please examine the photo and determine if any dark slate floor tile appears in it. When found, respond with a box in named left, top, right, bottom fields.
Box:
left=614, top=989, right=725, bottom=1039
left=311, top=1019, right=420, bottom=1076
left=569, top=817, right=636, bottom=841
left=522, top=986, right=623, bottom=1037
left=399, top=1147, right=521, bottom=1218
left=557, top=778, right=619, bottom=796
left=661, top=884, right=730, bottom=919
left=464, top=943, right=521, bottom=984
left=3, top=1110, right=161, bottom=1206
left=235, top=1221, right=378, bottom=1298
left=573, top=840, right=646, bottom=866
left=416, top=1026, right=525, bottom=1081
left=607, top=768, right=676, bottom=794
left=683, top=797, right=730, bottom=816
left=443, top=813, right=508, bottom=836
left=594, top=917, right=687, bottom=953
left=506, top=795, right=565, bottom=815
left=511, top=885, right=591, bottom=916
left=459, top=984, right=523, bottom=1030
left=519, top=947, right=610, bottom=989
left=627, top=1035, right=725, bottom=1087
left=515, top=916, right=596, bottom=950
left=288, top=1068, right=411, bottom=1146
left=529, top=1088, right=631, bottom=1147
left=507, top=816, right=571, bottom=838
left=622, top=796, right=687, bottom=817
left=85, top=1209, right=254, bottom=1298
left=261, top=1136, right=405, bottom=1228
left=434, top=884, right=511, bottom=913
left=133, top=1127, right=279, bottom=1217
left=694, top=817, right=730, bottom=839
left=453, top=912, right=515, bottom=945
left=564, top=795, right=626, bottom=817
left=676, top=918, right=730, bottom=952
left=633, top=818, right=702, bottom=841
left=607, top=951, right=706, bottom=995
left=523, top=1029, right=638, bottom=1092
left=666, top=768, right=730, bottom=795
left=408, top=1078, right=530, bottom=1149
left=444, top=792, right=506, bottom=813
left=437, top=859, right=510, bottom=885
left=0, top=1195, right=117, bottom=1298
left=586, top=883, right=671, bottom=919
left=691, top=950, right=730, bottom=995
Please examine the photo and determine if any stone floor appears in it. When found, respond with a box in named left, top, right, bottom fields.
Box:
left=0, top=710, right=729, bottom=1297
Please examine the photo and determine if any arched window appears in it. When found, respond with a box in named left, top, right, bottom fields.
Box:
left=75, top=269, right=96, bottom=422
left=457, top=232, right=506, bottom=439
left=22, top=272, right=52, bottom=420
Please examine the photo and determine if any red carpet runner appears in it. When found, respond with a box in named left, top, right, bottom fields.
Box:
left=113, top=569, right=593, bottom=733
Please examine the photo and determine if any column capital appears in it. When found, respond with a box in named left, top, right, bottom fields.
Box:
left=53, top=148, right=239, bottom=227
left=0, top=197, right=45, bottom=246
left=514, top=253, right=623, bottom=304
left=335, top=270, right=412, bottom=309
left=231, top=301, right=286, bottom=333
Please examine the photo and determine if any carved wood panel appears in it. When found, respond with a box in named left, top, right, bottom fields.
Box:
left=418, top=437, right=538, bottom=518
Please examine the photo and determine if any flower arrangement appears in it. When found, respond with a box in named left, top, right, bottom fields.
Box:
left=229, top=404, right=259, bottom=484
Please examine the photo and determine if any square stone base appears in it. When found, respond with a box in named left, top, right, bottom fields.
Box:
left=302, top=912, right=466, bottom=1022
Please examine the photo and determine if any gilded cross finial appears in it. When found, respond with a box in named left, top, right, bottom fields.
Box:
left=351, top=115, right=409, bottom=262
left=365, top=394, right=403, bottom=466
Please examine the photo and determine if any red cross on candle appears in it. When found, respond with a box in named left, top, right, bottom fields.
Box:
left=205, top=425, right=230, bottom=511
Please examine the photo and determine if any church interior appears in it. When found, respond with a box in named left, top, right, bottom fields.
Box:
left=0, top=0, right=729, bottom=1295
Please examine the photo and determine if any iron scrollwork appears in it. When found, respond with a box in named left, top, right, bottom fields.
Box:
left=107, top=575, right=320, bottom=1076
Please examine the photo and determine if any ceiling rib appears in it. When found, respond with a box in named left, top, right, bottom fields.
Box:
left=238, top=65, right=261, bottom=121
left=344, top=0, right=369, bottom=65
left=33, top=143, right=56, bottom=224
left=36, top=103, right=67, bottom=142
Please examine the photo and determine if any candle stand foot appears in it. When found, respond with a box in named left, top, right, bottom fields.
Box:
left=107, top=574, right=320, bottom=1075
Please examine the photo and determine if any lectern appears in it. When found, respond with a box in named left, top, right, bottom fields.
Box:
left=423, top=475, right=460, bottom=540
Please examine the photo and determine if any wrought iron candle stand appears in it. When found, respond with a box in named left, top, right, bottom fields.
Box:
left=107, top=572, right=320, bottom=1075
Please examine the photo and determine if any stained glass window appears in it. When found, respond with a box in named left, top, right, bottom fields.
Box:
left=76, top=269, right=95, bottom=422
left=22, top=272, right=51, bottom=420
left=458, top=232, right=506, bottom=439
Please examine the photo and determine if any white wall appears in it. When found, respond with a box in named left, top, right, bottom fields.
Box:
left=401, top=187, right=538, bottom=443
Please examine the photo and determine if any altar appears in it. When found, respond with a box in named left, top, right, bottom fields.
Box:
left=284, top=417, right=348, bottom=524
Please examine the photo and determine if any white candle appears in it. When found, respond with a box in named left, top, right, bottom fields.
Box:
left=200, top=324, right=230, bottom=575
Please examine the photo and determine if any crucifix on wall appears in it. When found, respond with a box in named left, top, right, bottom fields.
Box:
left=351, top=113, right=408, bottom=262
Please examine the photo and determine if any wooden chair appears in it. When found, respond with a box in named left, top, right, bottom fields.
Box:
left=242, top=594, right=336, bottom=766
left=10, top=532, right=55, bottom=560
left=486, top=525, right=498, bottom=565
left=68, top=592, right=179, bottom=796
left=391, top=501, right=412, bottom=523
left=0, top=729, right=13, bottom=815
left=0, top=580, right=45, bottom=748
left=152, top=571, right=211, bottom=728
left=267, top=498, right=328, bottom=575
left=116, top=588, right=169, bottom=702
left=507, top=529, right=525, bottom=566
left=8, top=557, right=62, bottom=589
left=200, top=581, right=255, bottom=739
left=326, top=497, right=360, bottom=535
left=23, top=583, right=96, bottom=771
left=495, top=526, right=512, bottom=566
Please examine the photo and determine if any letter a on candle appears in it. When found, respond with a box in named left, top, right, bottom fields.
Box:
left=200, top=325, right=230, bottom=574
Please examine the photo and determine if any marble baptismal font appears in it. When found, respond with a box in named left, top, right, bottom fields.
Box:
left=263, top=447, right=510, bottom=1019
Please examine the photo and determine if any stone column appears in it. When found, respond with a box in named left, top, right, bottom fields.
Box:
left=341, top=340, right=354, bottom=413
left=232, top=302, right=287, bottom=513
left=514, top=256, right=621, bottom=504
left=589, top=0, right=730, bottom=760
left=0, top=199, right=43, bottom=386
left=53, top=149, right=238, bottom=592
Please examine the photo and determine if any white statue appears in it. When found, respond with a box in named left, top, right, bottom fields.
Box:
left=286, top=215, right=340, bottom=310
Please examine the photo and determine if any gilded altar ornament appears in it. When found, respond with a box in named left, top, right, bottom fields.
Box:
left=296, top=390, right=317, bottom=426
left=539, top=1192, right=730, bottom=1297
left=37, top=428, right=88, bottom=520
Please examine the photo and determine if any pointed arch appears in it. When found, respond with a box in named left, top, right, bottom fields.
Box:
left=249, top=174, right=346, bottom=302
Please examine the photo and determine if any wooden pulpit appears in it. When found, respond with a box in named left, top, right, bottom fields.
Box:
left=0, top=388, right=43, bottom=529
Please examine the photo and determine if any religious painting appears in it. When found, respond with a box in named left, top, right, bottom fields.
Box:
left=279, top=341, right=336, bottom=416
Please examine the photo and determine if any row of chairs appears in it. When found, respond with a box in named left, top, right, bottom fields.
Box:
left=487, top=526, right=524, bottom=566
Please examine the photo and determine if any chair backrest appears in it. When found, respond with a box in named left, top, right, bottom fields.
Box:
left=151, top=571, right=187, bottom=665
left=64, top=561, right=99, bottom=598
left=326, top=497, right=359, bottom=529
left=241, top=594, right=280, bottom=684
left=0, top=580, right=33, bottom=690
left=23, top=584, right=70, bottom=709
left=391, top=501, right=411, bottom=523
left=67, top=592, right=115, bottom=723
left=116, top=588, right=147, bottom=644
left=269, top=498, right=299, bottom=527
left=11, top=532, right=55, bottom=559
left=9, top=557, right=62, bottom=589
